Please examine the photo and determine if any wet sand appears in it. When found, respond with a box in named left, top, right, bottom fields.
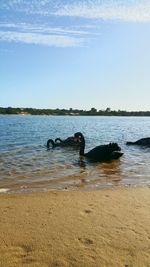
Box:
left=0, top=186, right=150, bottom=267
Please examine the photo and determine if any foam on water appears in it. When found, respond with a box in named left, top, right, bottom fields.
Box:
left=0, top=188, right=9, bottom=193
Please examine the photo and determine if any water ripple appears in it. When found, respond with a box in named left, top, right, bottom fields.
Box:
left=0, top=115, right=150, bottom=193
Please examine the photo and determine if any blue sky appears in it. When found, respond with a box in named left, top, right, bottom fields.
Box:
left=0, top=0, right=150, bottom=111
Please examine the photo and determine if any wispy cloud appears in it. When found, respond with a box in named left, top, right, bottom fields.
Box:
left=0, top=30, right=84, bottom=47
left=0, top=23, right=90, bottom=36
left=0, top=1, right=150, bottom=48
left=55, top=1, right=150, bottom=22
left=1, top=0, right=150, bottom=22
left=0, top=0, right=59, bottom=15
left=0, top=22, right=88, bottom=47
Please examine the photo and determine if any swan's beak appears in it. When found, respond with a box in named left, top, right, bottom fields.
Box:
left=74, top=136, right=82, bottom=144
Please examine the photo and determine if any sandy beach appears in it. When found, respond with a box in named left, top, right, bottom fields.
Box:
left=0, top=186, right=150, bottom=267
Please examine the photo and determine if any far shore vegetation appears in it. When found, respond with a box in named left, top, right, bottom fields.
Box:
left=1, top=107, right=150, bottom=116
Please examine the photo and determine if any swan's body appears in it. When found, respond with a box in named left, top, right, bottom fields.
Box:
left=74, top=132, right=123, bottom=162
left=47, top=136, right=80, bottom=149
left=126, top=137, right=150, bottom=147
left=55, top=137, right=80, bottom=146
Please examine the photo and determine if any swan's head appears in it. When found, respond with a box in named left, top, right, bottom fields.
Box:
left=74, top=132, right=84, bottom=141
left=108, top=143, right=121, bottom=152
left=74, top=132, right=83, bottom=138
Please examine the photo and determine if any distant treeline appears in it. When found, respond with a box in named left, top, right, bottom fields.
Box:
left=0, top=107, right=150, bottom=116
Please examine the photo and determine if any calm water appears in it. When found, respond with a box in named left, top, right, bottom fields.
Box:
left=0, top=115, right=150, bottom=193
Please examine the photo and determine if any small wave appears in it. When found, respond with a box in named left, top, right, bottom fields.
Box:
left=0, top=188, right=9, bottom=193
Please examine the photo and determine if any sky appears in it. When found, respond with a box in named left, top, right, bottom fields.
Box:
left=0, top=0, right=150, bottom=111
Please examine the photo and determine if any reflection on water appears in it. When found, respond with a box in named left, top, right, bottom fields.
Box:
left=0, top=115, right=150, bottom=193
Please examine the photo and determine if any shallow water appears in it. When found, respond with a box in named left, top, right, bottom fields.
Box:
left=0, top=115, right=150, bottom=193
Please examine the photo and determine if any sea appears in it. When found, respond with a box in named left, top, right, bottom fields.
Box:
left=0, top=115, right=150, bottom=193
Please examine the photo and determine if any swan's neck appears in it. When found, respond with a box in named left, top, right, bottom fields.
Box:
left=47, top=139, right=54, bottom=148
left=79, top=136, right=85, bottom=156
left=55, top=138, right=62, bottom=143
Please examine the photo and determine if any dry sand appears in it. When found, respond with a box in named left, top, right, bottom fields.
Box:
left=0, top=186, right=150, bottom=267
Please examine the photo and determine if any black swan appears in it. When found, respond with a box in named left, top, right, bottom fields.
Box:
left=126, top=137, right=150, bottom=147
left=74, top=132, right=123, bottom=162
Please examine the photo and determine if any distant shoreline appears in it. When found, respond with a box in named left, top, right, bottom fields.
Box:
left=1, top=107, right=150, bottom=116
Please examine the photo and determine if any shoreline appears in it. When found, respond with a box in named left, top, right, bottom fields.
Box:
left=0, top=183, right=150, bottom=195
left=0, top=186, right=150, bottom=267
